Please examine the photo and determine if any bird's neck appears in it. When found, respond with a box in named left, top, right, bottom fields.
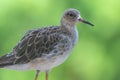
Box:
left=61, top=24, right=76, bottom=34
left=60, top=19, right=76, bottom=32
left=60, top=23, right=78, bottom=47
left=60, top=18, right=76, bottom=27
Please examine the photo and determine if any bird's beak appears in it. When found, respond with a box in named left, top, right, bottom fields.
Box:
left=78, top=18, right=94, bottom=26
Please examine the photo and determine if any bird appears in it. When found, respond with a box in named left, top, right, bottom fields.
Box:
left=0, top=8, right=94, bottom=80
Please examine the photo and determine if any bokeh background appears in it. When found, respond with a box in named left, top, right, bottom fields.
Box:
left=0, top=0, right=120, bottom=80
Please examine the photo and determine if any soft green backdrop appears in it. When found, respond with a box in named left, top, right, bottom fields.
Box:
left=0, top=0, right=120, bottom=80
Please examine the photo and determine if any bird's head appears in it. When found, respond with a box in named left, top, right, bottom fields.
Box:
left=61, top=8, right=94, bottom=27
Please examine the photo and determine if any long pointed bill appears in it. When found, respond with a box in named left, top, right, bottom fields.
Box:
left=78, top=18, right=94, bottom=26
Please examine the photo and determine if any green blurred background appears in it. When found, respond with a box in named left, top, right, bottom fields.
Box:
left=0, top=0, right=120, bottom=80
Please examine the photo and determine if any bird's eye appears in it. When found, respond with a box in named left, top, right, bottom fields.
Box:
left=67, top=13, right=74, bottom=17
left=69, top=13, right=73, bottom=17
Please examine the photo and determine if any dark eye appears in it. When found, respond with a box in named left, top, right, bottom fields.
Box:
left=67, top=13, right=74, bottom=17
left=69, top=13, right=73, bottom=17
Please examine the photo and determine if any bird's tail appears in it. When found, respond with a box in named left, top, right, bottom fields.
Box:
left=0, top=54, right=14, bottom=68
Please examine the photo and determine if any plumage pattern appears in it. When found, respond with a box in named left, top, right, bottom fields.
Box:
left=0, top=26, right=75, bottom=67
left=0, top=8, right=94, bottom=80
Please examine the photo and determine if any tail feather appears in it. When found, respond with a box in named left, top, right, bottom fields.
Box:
left=0, top=54, right=14, bottom=68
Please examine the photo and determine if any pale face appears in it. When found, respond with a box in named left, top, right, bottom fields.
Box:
left=61, top=9, right=94, bottom=27
left=62, top=9, right=81, bottom=26
left=64, top=9, right=80, bottom=22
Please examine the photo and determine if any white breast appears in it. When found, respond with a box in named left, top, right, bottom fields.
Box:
left=72, top=27, right=78, bottom=46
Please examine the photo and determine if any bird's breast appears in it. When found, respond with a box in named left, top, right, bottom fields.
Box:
left=70, top=27, right=79, bottom=47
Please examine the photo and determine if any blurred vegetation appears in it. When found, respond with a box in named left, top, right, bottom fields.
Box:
left=0, top=0, right=120, bottom=80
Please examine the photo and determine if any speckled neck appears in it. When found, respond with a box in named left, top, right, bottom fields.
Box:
left=60, top=19, right=76, bottom=34
left=60, top=17, right=76, bottom=27
left=60, top=24, right=78, bottom=47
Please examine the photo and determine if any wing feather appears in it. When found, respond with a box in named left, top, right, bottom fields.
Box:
left=0, top=26, right=70, bottom=67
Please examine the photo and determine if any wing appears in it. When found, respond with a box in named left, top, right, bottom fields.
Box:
left=0, top=26, right=70, bottom=67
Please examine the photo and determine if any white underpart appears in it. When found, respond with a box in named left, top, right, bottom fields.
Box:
left=4, top=50, right=71, bottom=71
left=73, top=27, right=78, bottom=45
